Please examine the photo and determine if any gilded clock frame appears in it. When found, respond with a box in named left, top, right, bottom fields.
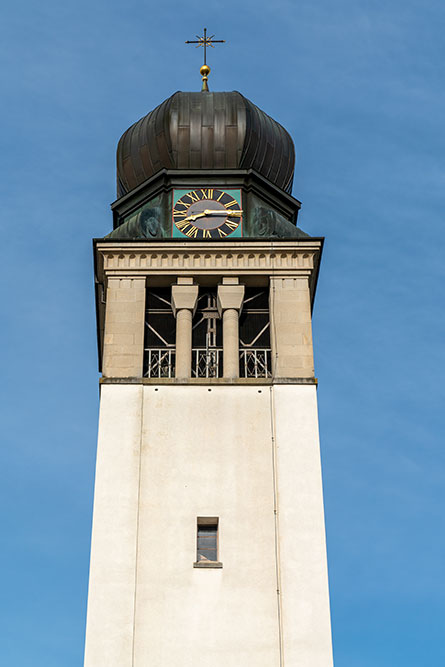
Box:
left=171, top=187, right=243, bottom=240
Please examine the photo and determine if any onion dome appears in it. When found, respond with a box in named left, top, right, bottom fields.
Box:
left=116, top=91, right=295, bottom=198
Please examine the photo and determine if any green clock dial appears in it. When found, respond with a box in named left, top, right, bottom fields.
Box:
left=172, top=188, right=242, bottom=239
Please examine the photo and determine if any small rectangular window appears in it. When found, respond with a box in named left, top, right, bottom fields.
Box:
left=194, top=517, right=222, bottom=568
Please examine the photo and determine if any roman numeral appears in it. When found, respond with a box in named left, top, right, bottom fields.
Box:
left=187, top=191, right=200, bottom=203
left=200, top=189, right=214, bottom=199
left=203, top=229, right=211, bottom=238
left=218, top=228, right=228, bottom=237
left=216, top=191, right=225, bottom=201
left=225, top=220, right=239, bottom=230
left=173, top=210, right=187, bottom=218
left=224, top=199, right=238, bottom=208
left=185, top=225, right=199, bottom=238
left=175, top=220, right=189, bottom=231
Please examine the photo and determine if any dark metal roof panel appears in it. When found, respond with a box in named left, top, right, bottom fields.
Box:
left=116, top=91, right=295, bottom=196
left=240, top=95, right=295, bottom=194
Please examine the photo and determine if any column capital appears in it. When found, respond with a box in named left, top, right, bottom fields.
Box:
left=217, top=282, right=245, bottom=317
left=171, top=282, right=199, bottom=317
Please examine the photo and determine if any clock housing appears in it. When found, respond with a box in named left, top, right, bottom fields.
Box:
left=108, top=168, right=305, bottom=241
left=172, top=188, right=242, bottom=239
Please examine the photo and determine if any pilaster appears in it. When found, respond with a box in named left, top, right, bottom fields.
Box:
left=102, top=277, right=146, bottom=378
left=270, top=276, right=315, bottom=379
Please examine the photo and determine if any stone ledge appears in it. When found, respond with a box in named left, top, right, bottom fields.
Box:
left=99, top=377, right=318, bottom=386
left=193, top=561, right=223, bottom=569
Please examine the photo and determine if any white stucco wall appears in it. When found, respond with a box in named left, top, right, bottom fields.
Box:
left=134, top=385, right=279, bottom=666
left=273, top=384, right=334, bottom=667
left=84, top=383, right=332, bottom=667
left=84, top=384, right=143, bottom=667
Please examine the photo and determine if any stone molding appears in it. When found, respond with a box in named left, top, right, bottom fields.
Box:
left=99, top=377, right=318, bottom=386
left=95, top=240, right=322, bottom=285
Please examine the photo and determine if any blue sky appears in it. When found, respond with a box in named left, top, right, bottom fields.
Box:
left=1, top=0, right=444, bottom=664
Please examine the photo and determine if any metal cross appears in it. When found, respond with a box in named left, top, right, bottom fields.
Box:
left=185, top=27, right=225, bottom=67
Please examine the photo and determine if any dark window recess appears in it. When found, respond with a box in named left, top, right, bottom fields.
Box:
left=239, top=288, right=271, bottom=378
left=239, top=288, right=271, bottom=348
left=197, top=522, right=218, bottom=562
left=192, top=290, right=222, bottom=348
left=192, top=290, right=223, bottom=378
left=144, top=288, right=176, bottom=378
left=145, top=288, right=176, bottom=347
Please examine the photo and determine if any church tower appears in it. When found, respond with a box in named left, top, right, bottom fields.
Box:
left=84, top=58, right=333, bottom=666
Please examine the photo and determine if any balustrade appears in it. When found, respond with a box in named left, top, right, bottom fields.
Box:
left=144, top=347, right=271, bottom=379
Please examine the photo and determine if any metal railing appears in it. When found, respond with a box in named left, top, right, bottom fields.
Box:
left=192, top=348, right=222, bottom=378
left=144, top=347, right=272, bottom=379
left=239, top=348, right=272, bottom=378
left=144, top=348, right=175, bottom=378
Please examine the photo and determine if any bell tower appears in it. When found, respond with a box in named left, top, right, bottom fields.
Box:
left=84, top=69, right=334, bottom=666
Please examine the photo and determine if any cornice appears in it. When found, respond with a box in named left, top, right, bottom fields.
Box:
left=94, top=239, right=323, bottom=283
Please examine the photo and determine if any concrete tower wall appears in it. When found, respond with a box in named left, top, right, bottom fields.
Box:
left=84, top=383, right=332, bottom=667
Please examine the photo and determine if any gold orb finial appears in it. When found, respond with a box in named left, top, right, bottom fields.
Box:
left=200, top=64, right=211, bottom=92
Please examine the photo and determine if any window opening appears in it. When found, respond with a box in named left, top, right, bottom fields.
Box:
left=143, top=286, right=272, bottom=379
left=239, top=288, right=271, bottom=377
left=192, top=290, right=222, bottom=378
left=195, top=517, right=221, bottom=567
left=144, top=288, right=176, bottom=378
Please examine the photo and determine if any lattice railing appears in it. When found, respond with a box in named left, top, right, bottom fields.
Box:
left=192, top=348, right=222, bottom=378
left=239, top=349, right=272, bottom=378
left=144, top=349, right=175, bottom=378
left=144, top=347, right=271, bottom=379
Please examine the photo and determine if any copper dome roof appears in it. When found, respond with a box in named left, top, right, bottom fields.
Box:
left=116, top=91, right=295, bottom=198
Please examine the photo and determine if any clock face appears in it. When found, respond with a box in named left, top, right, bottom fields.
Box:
left=172, top=188, right=242, bottom=239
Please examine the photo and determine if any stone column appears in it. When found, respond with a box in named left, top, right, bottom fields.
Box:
left=102, top=277, right=146, bottom=378
left=269, top=275, right=314, bottom=379
left=217, top=278, right=245, bottom=379
left=171, top=278, right=199, bottom=379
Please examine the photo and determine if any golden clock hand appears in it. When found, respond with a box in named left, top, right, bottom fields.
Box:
left=202, top=209, right=243, bottom=217
left=182, top=209, right=243, bottom=222
left=183, top=211, right=207, bottom=222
